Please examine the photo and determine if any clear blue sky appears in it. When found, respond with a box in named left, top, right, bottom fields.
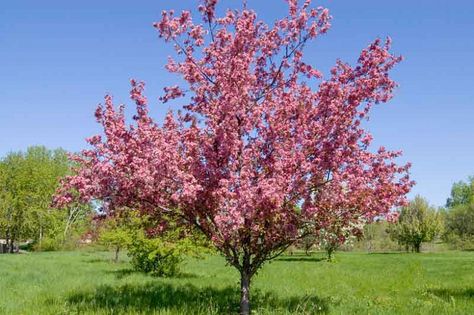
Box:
left=1, top=0, right=473, bottom=207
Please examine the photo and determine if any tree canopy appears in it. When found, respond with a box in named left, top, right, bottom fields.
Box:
left=443, top=177, right=474, bottom=249
left=390, top=195, right=442, bottom=252
left=446, top=177, right=474, bottom=208
left=0, top=146, right=90, bottom=252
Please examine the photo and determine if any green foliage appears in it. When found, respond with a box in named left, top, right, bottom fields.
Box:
left=0, top=251, right=473, bottom=314
left=446, top=177, right=474, bottom=208
left=100, top=226, right=131, bottom=250
left=33, top=236, right=62, bottom=252
left=390, top=196, right=443, bottom=252
left=0, top=146, right=92, bottom=252
left=127, top=224, right=209, bottom=277
left=98, top=212, right=136, bottom=262
left=127, top=233, right=183, bottom=277
left=443, top=203, right=474, bottom=250
left=98, top=209, right=209, bottom=275
left=443, top=177, right=474, bottom=250
left=355, top=220, right=400, bottom=252
left=299, top=234, right=318, bottom=255
left=444, top=234, right=474, bottom=251
left=444, top=203, right=474, bottom=238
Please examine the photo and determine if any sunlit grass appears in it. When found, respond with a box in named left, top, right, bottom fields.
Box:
left=0, top=250, right=472, bottom=314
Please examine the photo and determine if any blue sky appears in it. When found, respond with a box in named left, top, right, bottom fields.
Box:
left=1, top=0, right=473, bottom=207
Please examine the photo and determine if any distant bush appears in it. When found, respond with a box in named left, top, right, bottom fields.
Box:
left=33, top=237, right=62, bottom=252
left=18, top=242, right=34, bottom=252
left=444, top=234, right=474, bottom=251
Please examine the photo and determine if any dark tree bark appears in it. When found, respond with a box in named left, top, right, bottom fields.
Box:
left=4, top=228, right=10, bottom=254
left=240, top=269, right=251, bottom=315
left=9, top=230, right=15, bottom=253
left=414, top=242, right=421, bottom=253
left=326, top=247, right=334, bottom=261
left=114, top=246, right=120, bottom=263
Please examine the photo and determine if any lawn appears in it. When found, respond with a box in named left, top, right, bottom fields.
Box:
left=0, top=250, right=472, bottom=314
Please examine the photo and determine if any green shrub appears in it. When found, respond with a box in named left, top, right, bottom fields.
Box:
left=444, top=233, right=474, bottom=251
left=33, top=237, right=62, bottom=252
left=97, top=209, right=209, bottom=276
left=18, top=242, right=34, bottom=251
left=127, top=236, right=183, bottom=277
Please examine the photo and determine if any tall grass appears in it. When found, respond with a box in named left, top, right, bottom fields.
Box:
left=0, top=250, right=472, bottom=314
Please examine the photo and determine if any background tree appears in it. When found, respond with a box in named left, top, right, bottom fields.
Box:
left=98, top=212, right=133, bottom=263
left=443, top=177, right=474, bottom=249
left=446, top=177, right=474, bottom=208
left=443, top=203, right=474, bottom=249
left=389, top=196, right=442, bottom=253
left=0, top=146, right=91, bottom=252
left=62, top=202, right=91, bottom=245
left=299, top=233, right=317, bottom=256
left=316, top=216, right=365, bottom=261
left=56, top=1, right=413, bottom=313
left=0, top=152, right=27, bottom=252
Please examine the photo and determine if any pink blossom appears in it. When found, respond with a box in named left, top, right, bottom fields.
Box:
left=160, top=85, right=184, bottom=103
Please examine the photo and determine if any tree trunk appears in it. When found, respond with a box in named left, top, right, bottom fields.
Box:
left=5, top=228, right=10, bottom=254
left=414, top=242, right=421, bottom=253
left=39, top=226, right=43, bottom=249
left=9, top=230, right=15, bottom=253
left=64, top=206, right=80, bottom=242
left=327, top=247, right=334, bottom=261
left=240, top=270, right=251, bottom=315
left=114, top=246, right=120, bottom=263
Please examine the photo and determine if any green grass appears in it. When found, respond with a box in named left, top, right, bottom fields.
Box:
left=0, top=250, right=472, bottom=314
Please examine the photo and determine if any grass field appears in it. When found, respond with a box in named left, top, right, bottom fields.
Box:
left=0, top=250, right=472, bottom=314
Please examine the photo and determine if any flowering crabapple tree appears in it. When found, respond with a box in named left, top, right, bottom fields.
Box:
left=316, top=216, right=366, bottom=261
left=314, top=205, right=401, bottom=260
left=55, top=0, right=413, bottom=313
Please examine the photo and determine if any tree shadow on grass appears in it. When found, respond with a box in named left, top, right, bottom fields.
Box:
left=276, top=256, right=326, bottom=262
left=427, top=287, right=474, bottom=301
left=67, top=282, right=329, bottom=314
left=106, top=268, right=198, bottom=280
left=84, top=258, right=114, bottom=264
left=106, top=268, right=138, bottom=279
left=367, top=252, right=406, bottom=255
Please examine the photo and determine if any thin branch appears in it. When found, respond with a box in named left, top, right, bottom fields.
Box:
left=171, top=36, right=216, bottom=85
left=208, top=20, right=215, bottom=42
